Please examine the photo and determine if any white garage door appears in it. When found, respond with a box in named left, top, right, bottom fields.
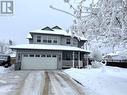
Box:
left=21, top=54, right=57, bottom=69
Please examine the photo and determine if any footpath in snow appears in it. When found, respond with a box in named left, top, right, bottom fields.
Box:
left=64, top=66, right=127, bottom=95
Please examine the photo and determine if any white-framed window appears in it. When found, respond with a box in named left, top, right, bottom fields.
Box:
left=37, top=36, right=41, bottom=43
left=43, top=36, right=47, bottom=43
left=53, top=37, right=58, bottom=44
left=66, top=38, right=71, bottom=44
left=73, top=38, right=78, bottom=46
left=48, top=36, right=52, bottom=43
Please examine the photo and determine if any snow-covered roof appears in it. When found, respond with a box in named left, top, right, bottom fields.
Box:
left=26, top=33, right=32, bottom=39
left=30, top=29, right=72, bottom=36
left=29, top=26, right=87, bottom=41
left=10, top=44, right=90, bottom=53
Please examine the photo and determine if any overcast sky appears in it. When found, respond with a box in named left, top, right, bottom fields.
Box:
left=0, top=0, right=96, bottom=44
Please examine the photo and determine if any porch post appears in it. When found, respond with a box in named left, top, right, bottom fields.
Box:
left=78, top=52, right=80, bottom=68
left=72, top=51, right=75, bottom=68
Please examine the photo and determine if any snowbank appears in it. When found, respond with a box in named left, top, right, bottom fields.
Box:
left=0, top=65, right=14, bottom=74
left=64, top=66, right=127, bottom=95
left=0, top=66, right=10, bottom=74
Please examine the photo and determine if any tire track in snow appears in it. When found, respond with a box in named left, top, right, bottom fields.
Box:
left=57, top=72, right=86, bottom=95
left=20, top=71, right=44, bottom=95
left=45, top=71, right=86, bottom=95
left=43, top=72, right=50, bottom=95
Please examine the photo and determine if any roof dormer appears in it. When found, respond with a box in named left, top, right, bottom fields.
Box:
left=41, top=26, right=54, bottom=31
left=52, top=26, right=62, bottom=30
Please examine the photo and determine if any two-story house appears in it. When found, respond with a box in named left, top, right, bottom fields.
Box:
left=10, top=26, right=90, bottom=70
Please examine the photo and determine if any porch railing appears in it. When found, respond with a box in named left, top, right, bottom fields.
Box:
left=62, top=60, right=83, bottom=68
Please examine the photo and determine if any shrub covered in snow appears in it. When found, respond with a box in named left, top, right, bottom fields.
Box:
left=91, top=61, right=103, bottom=68
left=91, top=49, right=102, bottom=62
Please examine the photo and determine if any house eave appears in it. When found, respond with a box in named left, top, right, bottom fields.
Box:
left=10, top=44, right=90, bottom=53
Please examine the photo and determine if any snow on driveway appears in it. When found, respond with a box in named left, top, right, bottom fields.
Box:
left=64, top=66, right=127, bottom=95
left=0, top=70, right=29, bottom=95
left=0, top=67, right=44, bottom=95
left=43, top=71, right=86, bottom=95
left=20, top=71, right=44, bottom=95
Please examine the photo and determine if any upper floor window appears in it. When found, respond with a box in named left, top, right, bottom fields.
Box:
left=37, top=36, right=41, bottom=43
left=43, top=36, right=47, bottom=43
left=73, top=39, right=78, bottom=46
left=18, top=54, right=21, bottom=60
left=66, top=38, right=71, bottom=44
left=53, top=37, right=58, bottom=44
left=48, top=37, right=52, bottom=43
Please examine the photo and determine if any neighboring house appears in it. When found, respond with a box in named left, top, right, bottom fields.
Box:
left=10, top=26, right=90, bottom=70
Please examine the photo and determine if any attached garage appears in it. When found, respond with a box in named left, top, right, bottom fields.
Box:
left=10, top=44, right=89, bottom=70
left=21, top=54, right=57, bottom=69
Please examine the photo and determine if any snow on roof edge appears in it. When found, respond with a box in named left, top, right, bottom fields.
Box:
left=10, top=44, right=90, bottom=53
left=26, top=33, right=32, bottom=39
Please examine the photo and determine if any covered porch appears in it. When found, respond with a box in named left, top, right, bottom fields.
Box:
left=62, top=51, right=89, bottom=68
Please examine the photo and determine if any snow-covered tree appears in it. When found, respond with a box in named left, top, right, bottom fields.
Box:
left=50, top=0, right=127, bottom=54
left=0, top=40, right=15, bottom=54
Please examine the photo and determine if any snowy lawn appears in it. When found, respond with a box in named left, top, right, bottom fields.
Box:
left=64, top=66, right=127, bottom=95
left=0, top=66, right=44, bottom=95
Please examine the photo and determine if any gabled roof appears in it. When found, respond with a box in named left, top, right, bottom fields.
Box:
left=29, top=26, right=87, bottom=41
left=41, top=26, right=54, bottom=31
left=30, top=28, right=72, bottom=37
left=52, top=26, right=62, bottom=30
left=10, top=44, right=90, bottom=53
